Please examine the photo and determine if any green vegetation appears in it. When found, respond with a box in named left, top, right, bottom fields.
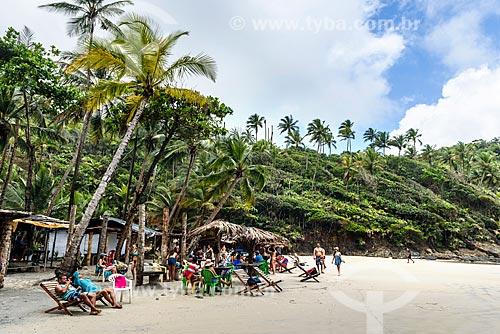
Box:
left=1, top=2, right=499, bottom=267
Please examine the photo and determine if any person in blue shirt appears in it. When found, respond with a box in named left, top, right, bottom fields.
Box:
left=233, top=253, right=242, bottom=269
left=254, top=251, right=264, bottom=263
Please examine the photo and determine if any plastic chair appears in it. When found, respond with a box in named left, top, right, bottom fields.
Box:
left=108, top=274, right=133, bottom=303
left=221, top=264, right=234, bottom=288
left=258, top=260, right=269, bottom=275
left=152, top=263, right=168, bottom=282
left=200, top=269, right=222, bottom=296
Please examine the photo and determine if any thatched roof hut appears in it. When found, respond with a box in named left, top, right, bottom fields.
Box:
left=188, top=220, right=289, bottom=260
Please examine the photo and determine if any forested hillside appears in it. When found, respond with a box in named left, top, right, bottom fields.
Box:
left=223, top=139, right=500, bottom=260
left=1, top=24, right=500, bottom=264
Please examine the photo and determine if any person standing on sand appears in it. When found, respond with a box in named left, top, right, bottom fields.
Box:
left=407, top=248, right=414, bottom=263
left=313, top=243, right=325, bottom=274
left=130, top=244, right=138, bottom=280
left=331, top=247, right=344, bottom=276
left=269, top=247, right=277, bottom=275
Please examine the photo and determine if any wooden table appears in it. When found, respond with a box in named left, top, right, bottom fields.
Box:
left=142, top=270, right=164, bottom=284
left=214, top=266, right=231, bottom=276
left=238, top=262, right=261, bottom=276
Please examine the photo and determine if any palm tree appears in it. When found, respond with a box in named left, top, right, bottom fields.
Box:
left=285, top=129, right=304, bottom=149
left=388, top=134, right=406, bottom=156
left=338, top=119, right=355, bottom=156
left=40, top=0, right=133, bottom=215
left=454, top=141, right=472, bottom=176
left=439, top=147, right=456, bottom=171
left=278, top=115, right=298, bottom=135
left=60, top=15, right=217, bottom=273
left=363, top=128, right=378, bottom=148
left=307, top=119, right=331, bottom=153
left=476, top=152, right=494, bottom=185
left=0, top=87, right=22, bottom=208
left=362, top=148, right=380, bottom=175
left=420, top=144, right=435, bottom=166
left=323, top=129, right=336, bottom=155
left=405, top=128, right=422, bottom=156
left=202, top=135, right=266, bottom=225
left=374, top=131, right=390, bottom=155
left=39, top=0, right=133, bottom=40
left=246, top=114, right=265, bottom=141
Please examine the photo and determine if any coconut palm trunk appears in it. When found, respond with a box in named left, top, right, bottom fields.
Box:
left=60, top=99, right=147, bottom=273
left=46, top=110, right=91, bottom=215
left=0, top=122, right=19, bottom=208
left=22, top=90, right=35, bottom=211
left=167, top=146, right=197, bottom=224
left=0, top=220, right=14, bottom=289
left=115, top=123, right=179, bottom=254
left=203, top=173, right=241, bottom=225
left=121, top=131, right=138, bottom=217
left=0, top=143, right=10, bottom=177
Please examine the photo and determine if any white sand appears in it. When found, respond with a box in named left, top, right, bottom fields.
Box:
left=1, top=256, right=499, bottom=334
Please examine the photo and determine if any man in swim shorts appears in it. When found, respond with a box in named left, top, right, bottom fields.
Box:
left=313, top=243, right=326, bottom=274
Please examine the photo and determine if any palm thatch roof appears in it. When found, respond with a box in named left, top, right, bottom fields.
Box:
left=188, top=220, right=289, bottom=246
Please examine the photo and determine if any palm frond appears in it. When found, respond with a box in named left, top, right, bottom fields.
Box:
left=165, top=53, right=217, bottom=82
left=87, top=80, right=133, bottom=110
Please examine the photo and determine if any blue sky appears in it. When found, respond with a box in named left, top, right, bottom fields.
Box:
left=2, top=0, right=500, bottom=153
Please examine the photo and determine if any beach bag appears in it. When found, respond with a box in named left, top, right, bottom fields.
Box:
left=247, top=277, right=261, bottom=286
left=115, top=275, right=126, bottom=288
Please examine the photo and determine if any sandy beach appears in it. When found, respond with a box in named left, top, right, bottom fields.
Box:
left=1, top=256, right=499, bottom=334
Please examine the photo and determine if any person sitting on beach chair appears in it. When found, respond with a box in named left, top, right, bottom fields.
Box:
left=72, top=271, right=122, bottom=308
left=55, top=273, right=101, bottom=315
left=276, top=255, right=288, bottom=272
left=96, top=254, right=117, bottom=281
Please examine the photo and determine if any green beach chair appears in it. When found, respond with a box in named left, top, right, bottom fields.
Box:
left=201, top=269, right=222, bottom=296
left=258, top=260, right=269, bottom=275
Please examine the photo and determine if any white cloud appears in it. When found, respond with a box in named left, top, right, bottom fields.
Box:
left=0, top=0, right=409, bottom=151
left=424, top=10, right=498, bottom=70
left=391, top=66, right=500, bottom=148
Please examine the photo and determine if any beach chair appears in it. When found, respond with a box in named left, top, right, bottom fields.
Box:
left=108, top=274, right=132, bottom=303
left=218, top=264, right=233, bottom=289
left=295, top=262, right=320, bottom=282
left=232, top=269, right=264, bottom=296
left=276, top=256, right=296, bottom=273
left=200, top=269, right=222, bottom=296
left=39, top=281, right=86, bottom=316
left=254, top=267, right=283, bottom=292
left=258, top=260, right=269, bottom=275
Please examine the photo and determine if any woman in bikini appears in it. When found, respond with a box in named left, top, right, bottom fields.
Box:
left=130, top=244, right=138, bottom=280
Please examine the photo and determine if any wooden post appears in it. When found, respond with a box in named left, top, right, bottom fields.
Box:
left=136, top=204, right=145, bottom=286
left=181, top=212, right=187, bottom=264
left=65, top=205, right=76, bottom=255
left=43, top=230, right=49, bottom=271
left=50, top=229, right=57, bottom=268
left=86, top=232, right=93, bottom=266
left=97, top=215, right=108, bottom=256
left=161, top=207, right=169, bottom=264
left=0, top=220, right=14, bottom=289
